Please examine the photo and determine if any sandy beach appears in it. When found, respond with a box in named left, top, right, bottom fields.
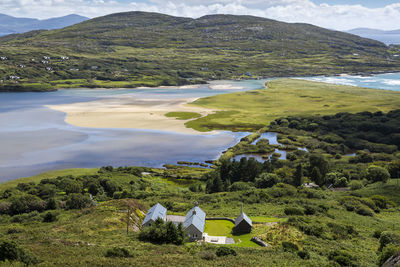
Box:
left=47, top=96, right=216, bottom=135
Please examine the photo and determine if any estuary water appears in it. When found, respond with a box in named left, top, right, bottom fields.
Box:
left=0, top=73, right=399, bottom=182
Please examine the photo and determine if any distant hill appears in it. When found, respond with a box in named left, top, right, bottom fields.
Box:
left=0, top=14, right=89, bottom=36
left=0, top=11, right=399, bottom=91
left=347, top=28, right=400, bottom=45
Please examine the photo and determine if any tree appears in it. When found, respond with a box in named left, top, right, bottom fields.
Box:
left=309, top=154, right=329, bottom=177
left=366, top=165, right=390, bottom=184
left=293, top=164, right=304, bottom=187
left=255, top=173, right=280, bottom=188
left=66, top=193, right=92, bottom=209
left=211, top=175, right=224, bottom=193
left=311, top=167, right=325, bottom=186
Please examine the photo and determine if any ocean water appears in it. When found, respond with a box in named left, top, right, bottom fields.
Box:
left=302, top=73, right=400, bottom=91
left=0, top=74, right=399, bottom=181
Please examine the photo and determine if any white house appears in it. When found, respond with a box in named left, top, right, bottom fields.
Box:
left=142, top=203, right=167, bottom=227
left=183, top=205, right=206, bottom=241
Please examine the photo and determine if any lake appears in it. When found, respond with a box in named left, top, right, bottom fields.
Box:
left=0, top=73, right=399, bottom=181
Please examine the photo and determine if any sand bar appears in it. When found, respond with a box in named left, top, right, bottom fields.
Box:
left=47, top=96, right=217, bottom=135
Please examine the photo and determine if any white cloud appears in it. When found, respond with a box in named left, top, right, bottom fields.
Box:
left=0, top=0, right=400, bottom=31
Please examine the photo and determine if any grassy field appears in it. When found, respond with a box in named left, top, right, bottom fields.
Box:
left=186, top=79, right=400, bottom=131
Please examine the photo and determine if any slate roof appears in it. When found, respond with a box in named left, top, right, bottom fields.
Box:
left=183, top=206, right=206, bottom=232
left=142, top=203, right=167, bottom=226
left=235, top=212, right=252, bottom=227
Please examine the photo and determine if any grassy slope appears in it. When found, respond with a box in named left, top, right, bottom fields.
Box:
left=0, top=167, right=399, bottom=266
left=0, top=12, right=399, bottom=91
left=186, top=79, right=400, bottom=131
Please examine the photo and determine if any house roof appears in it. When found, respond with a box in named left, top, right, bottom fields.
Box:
left=142, top=203, right=167, bottom=226
left=183, top=206, right=206, bottom=232
left=235, top=212, right=252, bottom=227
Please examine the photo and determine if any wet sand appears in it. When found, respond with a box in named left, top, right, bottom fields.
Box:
left=47, top=96, right=217, bottom=135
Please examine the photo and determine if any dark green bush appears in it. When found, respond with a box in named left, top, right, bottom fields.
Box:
left=0, top=240, right=39, bottom=265
left=139, top=219, right=185, bottom=245
left=255, top=173, right=280, bottom=188
left=356, top=206, right=374, bottom=217
left=43, top=212, right=57, bottom=223
left=297, top=250, right=310, bottom=259
left=379, top=231, right=400, bottom=251
left=328, top=249, right=356, bottom=267
left=105, top=247, right=132, bottom=258
left=282, top=241, right=299, bottom=252
left=216, top=247, right=237, bottom=257
left=66, top=193, right=92, bottom=209
left=379, top=244, right=400, bottom=266
left=371, top=195, right=392, bottom=209
left=284, top=207, right=304, bottom=216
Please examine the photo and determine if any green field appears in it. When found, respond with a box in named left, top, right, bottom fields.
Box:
left=186, top=79, right=400, bottom=131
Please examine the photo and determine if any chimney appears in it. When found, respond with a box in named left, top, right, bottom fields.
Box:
left=193, top=209, right=197, bottom=216
left=241, top=202, right=243, bottom=214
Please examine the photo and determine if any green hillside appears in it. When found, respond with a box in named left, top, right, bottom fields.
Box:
left=0, top=11, right=399, bottom=91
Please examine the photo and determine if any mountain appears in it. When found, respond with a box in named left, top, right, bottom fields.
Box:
left=0, top=11, right=399, bottom=91
left=347, top=28, right=400, bottom=45
left=0, top=14, right=89, bottom=36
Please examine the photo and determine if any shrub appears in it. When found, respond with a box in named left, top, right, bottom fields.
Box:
left=334, top=177, right=348, bottom=187
left=43, top=212, right=57, bottom=223
left=11, top=211, right=41, bottom=223
left=304, top=205, right=316, bottom=215
left=0, top=240, right=39, bottom=265
left=46, top=198, right=58, bottom=210
left=7, top=227, right=23, bottom=234
left=373, top=230, right=382, bottom=239
left=255, top=173, right=280, bottom=188
left=371, top=195, right=392, bottom=209
left=105, top=247, right=132, bottom=258
left=139, top=219, right=185, bottom=245
left=284, top=207, right=304, bottom=216
left=349, top=180, right=363, bottom=191
left=216, top=247, right=237, bottom=257
left=66, top=193, right=92, bottom=209
left=59, top=178, right=83, bottom=195
left=356, top=206, right=374, bottom=217
left=328, top=249, right=356, bottom=267
left=199, top=251, right=217, bottom=261
left=379, top=231, right=400, bottom=251
left=366, top=165, right=390, bottom=183
left=229, top=182, right=252, bottom=191
left=282, top=241, right=299, bottom=252
left=8, top=194, right=46, bottom=215
left=297, top=250, right=310, bottom=259
left=379, top=244, right=400, bottom=266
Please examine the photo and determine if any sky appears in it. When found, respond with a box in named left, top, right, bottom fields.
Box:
left=0, top=0, right=400, bottom=31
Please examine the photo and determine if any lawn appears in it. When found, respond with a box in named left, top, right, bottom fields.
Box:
left=186, top=78, right=400, bottom=132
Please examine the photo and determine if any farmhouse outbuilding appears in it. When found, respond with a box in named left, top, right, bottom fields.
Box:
left=233, top=203, right=252, bottom=234
left=183, top=205, right=206, bottom=241
left=142, top=203, right=167, bottom=227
